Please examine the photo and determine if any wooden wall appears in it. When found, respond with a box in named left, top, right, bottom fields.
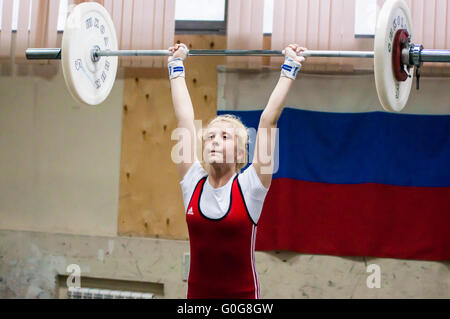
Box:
left=118, top=35, right=226, bottom=239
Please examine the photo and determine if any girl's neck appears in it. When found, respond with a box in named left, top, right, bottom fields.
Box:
left=208, top=165, right=236, bottom=189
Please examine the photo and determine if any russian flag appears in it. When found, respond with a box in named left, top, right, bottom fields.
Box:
left=218, top=74, right=450, bottom=261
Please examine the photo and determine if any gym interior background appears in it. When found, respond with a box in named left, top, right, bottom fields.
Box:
left=0, top=0, right=449, bottom=298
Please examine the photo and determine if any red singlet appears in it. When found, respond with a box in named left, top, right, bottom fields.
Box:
left=186, top=175, right=260, bottom=299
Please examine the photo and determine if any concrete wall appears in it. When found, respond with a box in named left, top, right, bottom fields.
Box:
left=0, top=68, right=449, bottom=299
left=1, top=230, right=448, bottom=299
left=0, top=68, right=123, bottom=237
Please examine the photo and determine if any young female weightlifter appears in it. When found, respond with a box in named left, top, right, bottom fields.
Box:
left=168, top=43, right=306, bottom=299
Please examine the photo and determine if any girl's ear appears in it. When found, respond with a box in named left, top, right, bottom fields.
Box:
left=236, top=149, right=244, bottom=163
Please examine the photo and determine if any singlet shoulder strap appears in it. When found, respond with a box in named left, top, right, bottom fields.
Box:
left=187, top=176, right=207, bottom=210
left=235, top=174, right=258, bottom=226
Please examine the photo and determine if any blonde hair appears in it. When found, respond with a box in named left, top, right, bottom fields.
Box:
left=203, top=114, right=249, bottom=173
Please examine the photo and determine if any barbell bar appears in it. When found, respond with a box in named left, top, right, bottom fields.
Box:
left=27, top=47, right=450, bottom=63
left=26, top=47, right=450, bottom=64
left=24, top=0, right=450, bottom=111
left=26, top=48, right=376, bottom=59
left=416, top=50, right=450, bottom=63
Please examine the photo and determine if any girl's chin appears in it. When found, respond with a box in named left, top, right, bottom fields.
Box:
left=207, top=161, right=236, bottom=166
left=206, top=160, right=223, bottom=165
left=205, top=155, right=236, bottom=165
left=205, top=155, right=220, bottom=163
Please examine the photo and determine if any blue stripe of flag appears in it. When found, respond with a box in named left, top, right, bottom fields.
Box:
left=219, top=108, right=450, bottom=187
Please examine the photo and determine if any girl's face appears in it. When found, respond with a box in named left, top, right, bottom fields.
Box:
left=204, top=121, right=240, bottom=167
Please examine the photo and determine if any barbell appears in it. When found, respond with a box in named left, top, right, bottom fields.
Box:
left=25, top=0, right=450, bottom=112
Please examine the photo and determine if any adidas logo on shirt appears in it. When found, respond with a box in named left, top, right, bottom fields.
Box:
left=187, top=207, right=194, bottom=215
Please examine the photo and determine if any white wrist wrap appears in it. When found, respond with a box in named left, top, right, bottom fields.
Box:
left=168, top=58, right=185, bottom=80
left=280, top=56, right=302, bottom=80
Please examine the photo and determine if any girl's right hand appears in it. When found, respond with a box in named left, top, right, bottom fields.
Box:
left=168, top=43, right=189, bottom=62
left=284, top=44, right=306, bottom=64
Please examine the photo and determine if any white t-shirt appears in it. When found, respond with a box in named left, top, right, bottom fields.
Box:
left=180, top=161, right=269, bottom=225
